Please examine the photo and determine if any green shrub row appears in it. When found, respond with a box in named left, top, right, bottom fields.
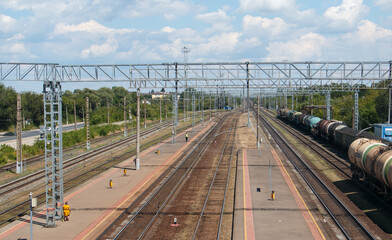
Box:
left=0, top=124, right=125, bottom=166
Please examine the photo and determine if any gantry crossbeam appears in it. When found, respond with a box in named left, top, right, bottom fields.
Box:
left=0, top=61, right=391, bottom=89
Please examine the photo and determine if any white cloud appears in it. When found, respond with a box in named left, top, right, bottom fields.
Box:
left=239, top=0, right=296, bottom=12
left=242, top=15, right=293, bottom=38
left=346, top=20, right=392, bottom=42
left=197, top=32, right=242, bottom=55
left=373, top=0, right=392, bottom=10
left=54, top=20, right=138, bottom=35
left=265, top=33, right=327, bottom=61
left=0, top=14, right=18, bottom=32
left=195, top=9, right=231, bottom=23
left=324, top=0, right=369, bottom=29
left=164, top=14, right=176, bottom=21
left=81, top=38, right=118, bottom=58
left=195, top=9, right=234, bottom=33
left=125, top=0, right=200, bottom=19
left=161, top=26, right=175, bottom=33
left=7, top=34, right=25, bottom=41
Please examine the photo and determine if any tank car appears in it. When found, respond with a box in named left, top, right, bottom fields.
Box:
left=315, top=120, right=330, bottom=137
left=293, top=112, right=302, bottom=125
left=304, top=116, right=321, bottom=131
left=327, top=122, right=346, bottom=142
left=348, top=138, right=392, bottom=198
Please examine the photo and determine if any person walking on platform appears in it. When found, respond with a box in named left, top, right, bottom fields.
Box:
left=63, top=202, right=71, bottom=221
left=185, top=132, right=189, bottom=142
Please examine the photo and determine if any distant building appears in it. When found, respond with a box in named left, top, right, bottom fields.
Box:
left=151, top=92, right=169, bottom=99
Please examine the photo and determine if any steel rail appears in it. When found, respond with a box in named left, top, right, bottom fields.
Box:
left=255, top=106, right=376, bottom=239
left=261, top=109, right=351, bottom=177
left=0, top=121, right=192, bottom=227
left=112, top=113, right=231, bottom=240
left=0, top=120, right=171, bottom=172
left=217, top=117, right=237, bottom=239
left=0, top=122, right=172, bottom=196
left=191, top=114, right=237, bottom=240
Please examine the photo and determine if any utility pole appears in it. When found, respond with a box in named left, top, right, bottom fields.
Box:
left=66, top=105, right=68, bottom=125
left=192, top=92, right=196, bottom=126
left=16, top=93, right=22, bottom=174
left=160, top=97, right=162, bottom=123
left=82, top=105, right=85, bottom=123
left=73, top=100, right=77, bottom=130
left=201, top=92, right=204, bottom=125
left=246, top=62, right=250, bottom=126
left=209, top=91, right=212, bottom=122
left=257, top=95, right=260, bottom=149
left=183, top=47, right=190, bottom=122
left=136, top=89, right=140, bottom=170
left=107, top=101, right=110, bottom=124
left=86, top=97, right=90, bottom=150
left=124, top=96, right=127, bottom=137
left=389, top=61, right=392, bottom=124
left=144, top=97, right=146, bottom=128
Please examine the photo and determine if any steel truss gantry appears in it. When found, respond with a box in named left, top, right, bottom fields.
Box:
left=43, top=81, right=63, bottom=227
left=1, top=61, right=391, bottom=227
left=1, top=62, right=391, bottom=89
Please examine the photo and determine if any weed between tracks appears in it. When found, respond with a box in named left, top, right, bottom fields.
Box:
left=0, top=121, right=192, bottom=228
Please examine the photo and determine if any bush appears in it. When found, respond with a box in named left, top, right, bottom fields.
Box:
left=0, top=155, right=7, bottom=165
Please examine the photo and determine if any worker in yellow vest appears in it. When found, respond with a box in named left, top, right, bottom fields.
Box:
left=63, top=202, right=71, bottom=221
left=185, top=132, right=189, bottom=142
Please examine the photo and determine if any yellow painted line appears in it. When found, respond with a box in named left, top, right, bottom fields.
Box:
left=260, top=120, right=326, bottom=240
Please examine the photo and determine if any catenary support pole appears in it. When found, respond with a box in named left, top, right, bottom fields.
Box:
left=144, top=97, right=146, bottom=129
left=86, top=97, right=90, bottom=150
left=326, top=90, right=331, bottom=120
left=43, top=81, right=63, bottom=227
left=124, top=96, right=127, bottom=137
left=354, top=90, right=359, bottom=130
left=389, top=86, right=391, bottom=124
left=136, top=88, right=140, bottom=170
left=246, top=62, right=250, bottom=127
left=257, top=95, right=260, bottom=149
left=160, top=97, right=162, bottom=123
left=107, top=101, right=109, bottom=124
left=73, top=100, right=77, bottom=130
left=16, top=93, right=22, bottom=173
left=209, top=91, right=212, bottom=121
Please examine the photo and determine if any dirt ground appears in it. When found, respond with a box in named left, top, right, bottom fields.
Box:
left=235, top=112, right=257, bottom=149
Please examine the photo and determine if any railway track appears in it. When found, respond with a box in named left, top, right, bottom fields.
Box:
left=0, top=120, right=196, bottom=227
left=0, top=120, right=170, bottom=173
left=0, top=122, right=172, bottom=197
left=261, top=109, right=351, bottom=178
left=99, top=112, right=237, bottom=239
left=254, top=106, right=377, bottom=239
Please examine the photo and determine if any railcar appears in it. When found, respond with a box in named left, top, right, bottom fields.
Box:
left=348, top=138, right=392, bottom=199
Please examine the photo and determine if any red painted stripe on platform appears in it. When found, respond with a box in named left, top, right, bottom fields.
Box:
left=75, top=122, right=214, bottom=240
left=270, top=149, right=325, bottom=240
left=0, top=123, right=213, bottom=240
left=243, top=149, right=256, bottom=240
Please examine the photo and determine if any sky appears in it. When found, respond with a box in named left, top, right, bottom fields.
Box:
left=0, top=0, right=391, bottom=92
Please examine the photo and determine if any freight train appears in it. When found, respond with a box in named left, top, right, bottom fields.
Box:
left=349, top=138, right=392, bottom=198
left=276, top=108, right=392, bottom=199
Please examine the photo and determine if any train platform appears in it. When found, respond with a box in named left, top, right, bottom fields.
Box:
left=233, top=118, right=331, bottom=239
left=0, top=121, right=214, bottom=240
